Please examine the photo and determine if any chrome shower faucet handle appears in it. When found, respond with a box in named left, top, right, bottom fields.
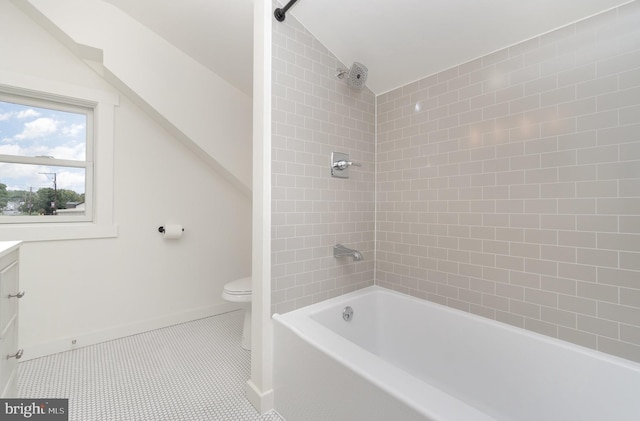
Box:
left=330, top=151, right=360, bottom=178
left=332, top=160, right=361, bottom=170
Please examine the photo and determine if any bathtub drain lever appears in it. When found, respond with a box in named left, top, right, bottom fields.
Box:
left=343, top=306, right=353, bottom=321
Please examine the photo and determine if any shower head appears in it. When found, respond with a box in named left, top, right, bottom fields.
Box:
left=336, top=62, right=368, bottom=90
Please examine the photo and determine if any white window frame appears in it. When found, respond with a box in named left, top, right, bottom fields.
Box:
left=0, top=71, right=118, bottom=241
left=0, top=92, right=94, bottom=223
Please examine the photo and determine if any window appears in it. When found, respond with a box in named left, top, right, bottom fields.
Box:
left=0, top=70, right=118, bottom=241
left=0, top=93, right=93, bottom=223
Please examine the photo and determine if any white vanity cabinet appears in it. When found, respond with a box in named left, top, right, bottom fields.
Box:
left=0, top=241, right=22, bottom=398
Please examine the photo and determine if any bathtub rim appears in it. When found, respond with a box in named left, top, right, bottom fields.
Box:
left=277, top=285, right=640, bottom=371
left=274, top=287, right=496, bottom=420
left=273, top=285, right=640, bottom=420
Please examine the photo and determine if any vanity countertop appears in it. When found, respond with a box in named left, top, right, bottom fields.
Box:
left=0, top=241, right=21, bottom=258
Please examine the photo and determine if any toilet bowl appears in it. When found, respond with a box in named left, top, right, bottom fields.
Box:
left=222, top=276, right=252, bottom=350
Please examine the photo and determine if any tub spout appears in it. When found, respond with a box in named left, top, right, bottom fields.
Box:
left=334, top=244, right=364, bottom=261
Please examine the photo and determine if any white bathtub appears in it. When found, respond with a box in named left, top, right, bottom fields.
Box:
left=273, top=286, right=640, bottom=421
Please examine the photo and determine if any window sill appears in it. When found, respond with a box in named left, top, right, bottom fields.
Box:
left=0, top=223, right=118, bottom=242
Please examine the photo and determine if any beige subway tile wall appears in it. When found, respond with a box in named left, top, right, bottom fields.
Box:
left=271, top=10, right=376, bottom=313
left=376, top=2, right=640, bottom=362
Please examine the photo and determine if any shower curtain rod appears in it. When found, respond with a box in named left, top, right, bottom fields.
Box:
left=274, top=0, right=299, bottom=22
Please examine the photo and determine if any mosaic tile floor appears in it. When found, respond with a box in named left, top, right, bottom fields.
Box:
left=18, top=311, right=284, bottom=421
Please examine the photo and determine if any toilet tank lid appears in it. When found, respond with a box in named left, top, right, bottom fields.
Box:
left=224, top=276, right=252, bottom=293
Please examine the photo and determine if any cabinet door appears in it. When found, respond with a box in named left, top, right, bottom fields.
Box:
left=0, top=320, right=18, bottom=397
left=0, top=260, right=18, bottom=336
left=0, top=256, right=19, bottom=398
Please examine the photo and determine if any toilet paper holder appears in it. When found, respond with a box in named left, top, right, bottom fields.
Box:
left=158, top=226, right=184, bottom=233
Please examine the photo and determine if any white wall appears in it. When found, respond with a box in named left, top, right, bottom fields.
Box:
left=1, top=1, right=252, bottom=359
left=247, top=0, right=273, bottom=413
left=16, top=0, right=253, bottom=195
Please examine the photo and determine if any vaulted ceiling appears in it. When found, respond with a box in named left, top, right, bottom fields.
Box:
left=103, top=0, right=631, bottom=96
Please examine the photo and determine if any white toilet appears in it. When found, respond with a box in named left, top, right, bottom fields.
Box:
left=222, top=276, right=252, bottom=350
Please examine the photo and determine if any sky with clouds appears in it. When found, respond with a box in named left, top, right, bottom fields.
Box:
left=0, top=100, right=86, bottom=194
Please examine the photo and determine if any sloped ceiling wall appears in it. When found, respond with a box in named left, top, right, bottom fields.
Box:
left=14, top=0, right=253, bottom=196
left=95, top=0, right=634, bottom=96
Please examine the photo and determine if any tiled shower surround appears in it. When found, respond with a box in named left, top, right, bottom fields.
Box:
left=271, top=11, right=376, bottom=313
left=377, top=2, right=640, bottom=362
left=272, top=2, right=640, bottom=362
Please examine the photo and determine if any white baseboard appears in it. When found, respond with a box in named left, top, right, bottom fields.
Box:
left=245, top=379, right=274, bottom=415
left=21, top=302, right=241, bottom=361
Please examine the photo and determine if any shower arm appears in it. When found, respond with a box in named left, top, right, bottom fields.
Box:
left=274, top=0, right=300, bottom=22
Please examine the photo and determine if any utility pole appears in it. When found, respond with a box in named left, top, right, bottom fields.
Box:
left=27, top=187, right=33, bottom=215
left=39, top=172, right=57, bottom=214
